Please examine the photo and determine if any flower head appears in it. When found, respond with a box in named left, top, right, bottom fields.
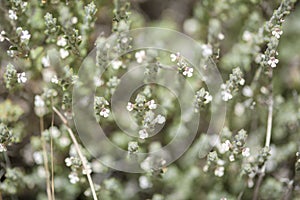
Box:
left=100, top=108, right=110, bottom=118
left=139, top=129, right=148, bottom=139
left=0, top=31, right=6, bottom=42
left=126, top=102, right=134, bottom=111
left=135, top=50, right=146, bottom=63
left=182, top=66, right=194, bottom=77
left=147, top=100, right=157, bottom=110
left=17, top=72, right=27, bottom=83
left=8, top=10, right=17, bottom=20
left=272, top=27, right=283, bottom=39
left=267, top=57, right=279, bottom=68
left=20, top=30, right=31, bottom=43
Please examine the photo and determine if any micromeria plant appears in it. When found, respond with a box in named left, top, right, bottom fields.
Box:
left=0, top=0, right=300, bottom=200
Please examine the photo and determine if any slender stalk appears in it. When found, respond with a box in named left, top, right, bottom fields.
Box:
left=50, top=98, right=56, bottom=200
left=253, top=70, right=273, bottom=200
left=52, top=107, right=98, bottom=200
left=40, top=117, right=52, bottom=200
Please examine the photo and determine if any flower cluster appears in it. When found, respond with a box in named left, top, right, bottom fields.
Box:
left=194, top=87, right=212, bottom=112
left=94, top=96, right=110, bottom=121
left=221, top=67, right=245, bottom=101
left=170, top=52, right=194, bottom=78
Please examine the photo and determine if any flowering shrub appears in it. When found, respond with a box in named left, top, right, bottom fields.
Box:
left=0, top=0, right=300, bottom=200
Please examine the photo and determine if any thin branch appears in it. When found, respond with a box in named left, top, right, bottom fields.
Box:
left=40, top=117, right=52, bottom=200
left=52, top=107, right=98, bottom=200
left=253, top=70, right=273, bottom=200
left=50, top=98, right=56, bottom=200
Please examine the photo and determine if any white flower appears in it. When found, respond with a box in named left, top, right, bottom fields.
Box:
left=128, top=141, right=139, bottom=152
left=147, top=100, right=157, bottom=110
left=204, top=93, right=213, bottom=104
left=20, top=30, right=31, bottom=43
left=214, top=166, right=225, bottom=177
left=140, top=157, right=152, bottom=171
left=59, top=136, right=70, bottom=147
left=0, top=143, right=7, bottom=152
left=242, top=30, right=252, bottom=42
left=218, top=33, right=225, bottom=40
left=239, top=78, right=245, bottom=86
left=17, top=72, right=27, bottom=83
left=126, top=102, right=134, bottom=111
left=229, top=154, right=235, bottom=162
left=139, top=176, right=153, bottom=189
left=8, top=10, right=17, bottom=20
left=68, top=172, right=80, bottom=184
left=42, top=55, right=50, bottom=67
left=34, top=95, right=45, bottom=107
left=111, top=60, right=123, bottom=70
left=242, top=147, right=250, bottom=157
left=221, top=90, right=233, bottom=101
left=203, top=165, right=209, bottom=172
left=242, top=86, right=253, bottom=97
left=100, top=108, right=110, bottom=118
left=82, top=164, right=92, bottom=175
left=33, top=151, right=43, bottom=164
left=272, top=27, right=283, bottom=39
left=51, top=75, right=59, bottom=84
left=219, top=140, right=231, bottom=154
left=135, top=50, right=146, bottom=63
left=155, top=115, right=166, bottom=124
left=71, top=17, right=78, bottom=24
left=202, top=44, right=213, bottom=57
left=139, top=129, right=148, bottom=139
left=0, top=31, right=6, bottom=42
left=57, top=36, right=67, bottom=47
left=182, top=66, right=194, bottom=77
left=93, top=77, right=103, bottom=87
left=267, top=57, right=279, bottom=68
left=59, top=49, right=69, bottom=59
left=170, top=52, right=180, bottom=62
left=65, top=157, right=72, bottom=167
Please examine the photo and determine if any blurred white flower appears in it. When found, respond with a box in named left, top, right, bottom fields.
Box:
left=100, top=108, right=110, bottom=118
left=214, top=166, right=224, bottom=177
left=229, top=154, right=235, bottom=162
left=8, top=10, right=17, bottom=20
left=183, top=66, right=194, bottom=77
left=170, top=52, right=180, bottom=62
left=111, top=60, right=123, bottom=70
left=221, top=90, right=233, bottom=101
left=51, top=75, right=59, bottom=84
left=155, top=114, right=166, bottom=124
left=20, top=30, right=31, bottom=43
left=139, top=176, right=153, bottom=189
left=267, top=57, right=279, bottom=68
left=65, top=157, right=72, bottom=167
left=68, top=172, right=80, bottom=184
left=242, top=147, right=250, bottom=157
left=219, top=140, right=231, bottom=154
left=147, top=100, right=157, bottom=110
left=218, top=33, right=225, bottom=40
left=0, top=143, right=7, bottom=152
left=59, top=49, right=69, bottom=59
left=0, top=31, right=6, bottom=42
left=242, top=30, right=252, bottom=42
left=17, top=72, right=27, bottom=83
left=127, top=102, right=134, bottom=111
left=57, top=36, right=67, bottom=47
left=33, top=151, right=43, bottom=164
left=139, top=129, right=148, bottom=139
left=202, top=44, right=213, bottom=57
left=135, top=50, right=146, bottom=63
left=272, top=27, right=283, bottom=39
left=42, top=55, right=50, bottom=67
